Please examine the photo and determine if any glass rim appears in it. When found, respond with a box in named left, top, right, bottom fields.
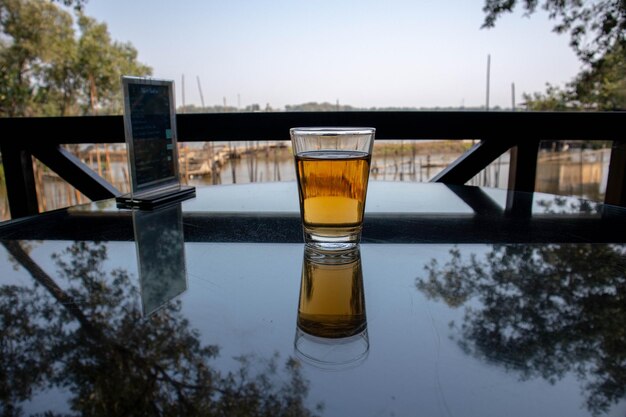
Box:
left=290, top=127, right=375, bottom=136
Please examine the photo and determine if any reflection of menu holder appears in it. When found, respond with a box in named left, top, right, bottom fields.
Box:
left=133, top=203, right=188, bottom=316
left=116, top=76, right=195, bottom=210
left=294, top=246, right=369, bottom=369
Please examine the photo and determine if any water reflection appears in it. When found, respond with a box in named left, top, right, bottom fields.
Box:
left=0, top=240, right=319, bottom=416
left=416, top=243, right=626, bottom=416
left=132, top=204, right=187, bottom=316
left=295, top=246, right=369, bottom=369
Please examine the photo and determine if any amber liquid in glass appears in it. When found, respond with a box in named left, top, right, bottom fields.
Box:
left=295, top=150, right=371, bottom=239
left=297, top=255, right=366, bottom=338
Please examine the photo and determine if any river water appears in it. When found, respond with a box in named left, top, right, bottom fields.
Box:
left=0, top=143, right=613, bottom=221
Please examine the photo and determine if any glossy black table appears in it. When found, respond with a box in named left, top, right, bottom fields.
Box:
left=1, top=182, right=625, bottom=417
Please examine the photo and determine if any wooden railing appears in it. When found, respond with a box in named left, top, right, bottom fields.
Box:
left=1, top=111, right=625, bottom=219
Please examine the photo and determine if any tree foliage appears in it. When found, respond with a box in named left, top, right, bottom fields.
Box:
left=522, top=83, right=575, bottom=110
left=482, top=0, right=626, bottom=110
left=53, top=0, right=86, bottom=10
left=0, top=0, right=151, bottom=116
left=482, top=0, right=626, bottom=63
left=523, top=43, right=626, bottom=110
left=571, top=42, right=626, bottom=110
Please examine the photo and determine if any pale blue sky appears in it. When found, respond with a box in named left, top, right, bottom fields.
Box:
left=84, top=0, right=582, bottom=109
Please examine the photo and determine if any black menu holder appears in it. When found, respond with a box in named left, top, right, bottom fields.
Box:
left=116, top=76, right=195, bottom=210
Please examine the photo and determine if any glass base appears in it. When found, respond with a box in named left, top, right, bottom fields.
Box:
left=304, top=243, right=360, bottom=263
left=303, top=226, right=361, bottom=252
left=305, top=241, right=358, bottom=252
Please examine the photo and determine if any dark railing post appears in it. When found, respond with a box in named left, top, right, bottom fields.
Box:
left=504, top=139, right=541, bottom=216
left=507, top=139, right=541, bottom=193
left=605, top=140, right=626, bottom=207
left=0, top=143, right=39, bottom=218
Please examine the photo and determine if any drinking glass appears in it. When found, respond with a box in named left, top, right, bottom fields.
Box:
left=290, top=127, right=375, bottom=251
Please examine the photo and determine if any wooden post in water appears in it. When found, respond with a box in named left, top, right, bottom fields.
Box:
left=383, top=146, right=388, bottom=181
left=511, top=83, right=516, bottom=110
left=122, top=165, right=129, bottom=191
left=231, top=146, right=237, bottom=184
left=486, top=54, right=491, bottom=111
left=34, top=159, right=45, bottom=212
left=419, top=159, right=423, bottom=182
left=412, top=142, right=417, bottom=179
left=95, top=145, right=103, bottom=177
left=104, top=144, right=113, bottom=183
left=254, top=142, right=259, bottom=182
left=65, top=182, right=72, bottom=207
left=196, top=76, right=205, bottom=108
left=181, top=74, right=186, bottom=111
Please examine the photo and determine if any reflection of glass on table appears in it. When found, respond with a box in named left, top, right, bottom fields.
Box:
left=294, top=245, right=369, bottom=369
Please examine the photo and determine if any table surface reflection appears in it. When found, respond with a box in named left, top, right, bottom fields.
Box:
left=1, top=182, right=625, bottom=417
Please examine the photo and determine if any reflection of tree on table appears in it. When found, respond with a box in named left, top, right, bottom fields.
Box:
left=535, top=195, right=602, bottom=215
left=1, top=241, right=320, bottom=417
left=417, top=243, right=626, bottom=416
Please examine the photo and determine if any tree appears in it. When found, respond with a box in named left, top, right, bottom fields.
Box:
left=523, top=43, right=626, bottom=110
left=0, top=0, right=151, bottom=117
left=54, top=0, right=86, bottom=10
left=522, top=83, right=576, bottom=110
left=482, top=0, right=625, bottom=63
left=571, top=42, right=626, bottom=110
left=0, top=0, right=76, bottom=116
left=75, top=14, right=151, bottom=115
left=482, top=0, right=626, bottom=110
left=285, top=102, right=357, bottom=112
